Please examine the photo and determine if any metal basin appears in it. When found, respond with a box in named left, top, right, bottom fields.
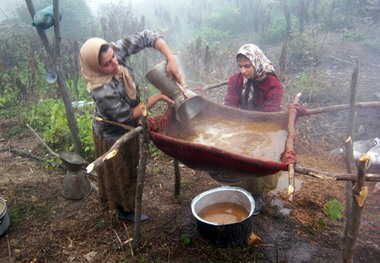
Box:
left=0, top=198, right=10, bottom=236
left=191, top=186, right=255, bottom=247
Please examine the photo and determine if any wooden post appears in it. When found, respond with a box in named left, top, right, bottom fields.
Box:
left=286, top=93, right=301, bottom=201
left=343, top=156, right=370, bottom=263
left=343, top=61, right=359, bottom=263
left=173, top=159, right=181, bottom=197
left=133, top=88, right=150, bottom=248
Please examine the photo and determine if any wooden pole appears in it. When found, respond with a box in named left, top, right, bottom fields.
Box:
left=343, top=61, right=360, bottom=263
left=173, top=159, right=181, bottom=197
left=133, top=88, right=150, bottom=248
left=203, top=81, right=228, bottom=91
left=343, top=156, right=370, bottom=263
left=286, top=93, right=301, bottom=201
left=294, top=165, right=380, bottom=182
left=25, top=0, right=84, bottom=156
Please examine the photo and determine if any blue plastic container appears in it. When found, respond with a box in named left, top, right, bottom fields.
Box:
left=32, top=5, right=62, bottom=31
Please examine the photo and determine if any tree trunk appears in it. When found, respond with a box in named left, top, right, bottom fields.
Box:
left=25, top=0, right=84, bottom=157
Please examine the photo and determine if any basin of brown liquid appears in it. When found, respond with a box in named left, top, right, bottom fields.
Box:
left=166, top=115, right=287, bottom=161
left=198, top=202, right=249, bottom=225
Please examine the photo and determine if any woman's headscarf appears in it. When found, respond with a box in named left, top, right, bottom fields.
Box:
left=79, top=37, right=136, bottom=99
left=237, top=44, right=276, bottom=110
left=236, top=43, right=275, bottom=81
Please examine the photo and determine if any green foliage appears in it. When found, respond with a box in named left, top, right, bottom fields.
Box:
left=364, top=38, right=380, bottom=52
left=267, top=16, right=286, bottom=44
left=27, top=99, right=94, bottom=158
left=308, top=224, right=317, bottom=234
left=8, top=209, right=22, bottom=227
left=199, top=27, right=230, bottom=44
left=180, top=234, right=191, bottom=247
left=323, top=199, right=344, bottom=220
left=205, top=6, right=240, bottom=34
left=316, top=0, right=357, bottom=31
left=41, top=157, right=63, bottom=172
left=0, top=80, right=18, bottom=109
left=75, top=105, right=94, bottom=157
left=288, top=32, right=319, bottom=69
left=149, top=142, right=162, bottom=160
left=257, top=251, right=266, bottom=260
left=5, top=126, right=24, bottom=137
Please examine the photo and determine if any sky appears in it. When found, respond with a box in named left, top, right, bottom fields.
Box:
left=86, top=0, right=142, bottom=14
left=0, top=0, right=22, bottom=21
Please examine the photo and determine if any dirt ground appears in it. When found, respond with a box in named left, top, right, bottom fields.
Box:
left=1, top=29, right=380, bottom=262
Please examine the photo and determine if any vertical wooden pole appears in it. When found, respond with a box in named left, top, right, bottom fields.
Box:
left=133, top=88, right=149, bottom=248
left=343, top=61, right=360, bottom=263
left=173, top=159, right=181, bottom=197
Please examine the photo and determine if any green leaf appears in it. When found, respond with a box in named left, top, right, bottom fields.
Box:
left=323, top=199, right=344, bottom=220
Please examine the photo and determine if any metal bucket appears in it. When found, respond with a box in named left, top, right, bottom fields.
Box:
left=145, top=59, right=203, bottom=122
left=0, top=198, right=10, bottom=236
left=191, top=186, right=255, bottom=247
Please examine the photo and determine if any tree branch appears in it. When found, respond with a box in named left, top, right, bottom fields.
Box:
left=85, top=127, right=142, bottom=173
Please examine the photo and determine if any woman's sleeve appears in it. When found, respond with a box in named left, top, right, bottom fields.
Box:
left=111, top=30, right=162, bottom=59
left=224, top=73, right=242, bottom=108
left=92, top=85, right=135, bottom=123
left=263, top=78, right=283, bottom=112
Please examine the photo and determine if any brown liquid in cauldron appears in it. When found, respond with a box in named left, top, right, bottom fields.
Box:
left=198, top=202, right=249, bottom=225
left=167, top=116, right=287, bottom=161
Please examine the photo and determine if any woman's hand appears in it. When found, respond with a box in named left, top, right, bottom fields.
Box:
left=166, top=57, right=183, bottom=86
left=158, top=93, right=175, bottom=105
left=154, top=37, right=184, bottom=86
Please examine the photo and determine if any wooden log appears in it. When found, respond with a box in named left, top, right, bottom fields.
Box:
left=203, top=81, right=228, bottom=91
left=343, top=155, right=370, bottom=262
left=173, top=159, right=181, bottom=197
left=4, top=147, right=46, bottom=162
left=306, top=101, right=380, bottom=115
left=85, top=127, right=142, bottom=173
left=294, top=165, right=380, bottom=182
left=343, top=61, right=359, bottom=263
left=26, top=124, right=59, bottom=158
left=286, top=93, right=301, bottom=201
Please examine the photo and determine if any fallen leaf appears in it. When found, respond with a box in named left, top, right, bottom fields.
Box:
left=247, top=232, right=261, bottom=246
left=83, top=251, right=98, bottom=262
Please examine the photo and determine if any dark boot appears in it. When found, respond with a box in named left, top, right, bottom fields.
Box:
left=117, top=208, right=149, bottom=223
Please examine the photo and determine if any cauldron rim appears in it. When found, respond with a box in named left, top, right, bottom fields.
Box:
left=191, top=186, right=255, bottom=226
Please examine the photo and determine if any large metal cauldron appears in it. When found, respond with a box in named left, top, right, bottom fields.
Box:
left=191, top=186, right=255, bottom=247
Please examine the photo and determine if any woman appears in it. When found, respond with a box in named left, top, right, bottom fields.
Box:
left=225, top=44, right=283, bottom=111
left=79, top=30, right=182, bottom=222
left=224, top=44, right=284, bottom=214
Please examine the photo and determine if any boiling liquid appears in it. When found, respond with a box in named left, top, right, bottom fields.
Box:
left=198, top=202, right=249, bottom=225
left=167, top=116, right=287, bottom=161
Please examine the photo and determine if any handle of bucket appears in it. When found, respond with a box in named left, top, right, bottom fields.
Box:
left=176, top=82, right=188, bottom=98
